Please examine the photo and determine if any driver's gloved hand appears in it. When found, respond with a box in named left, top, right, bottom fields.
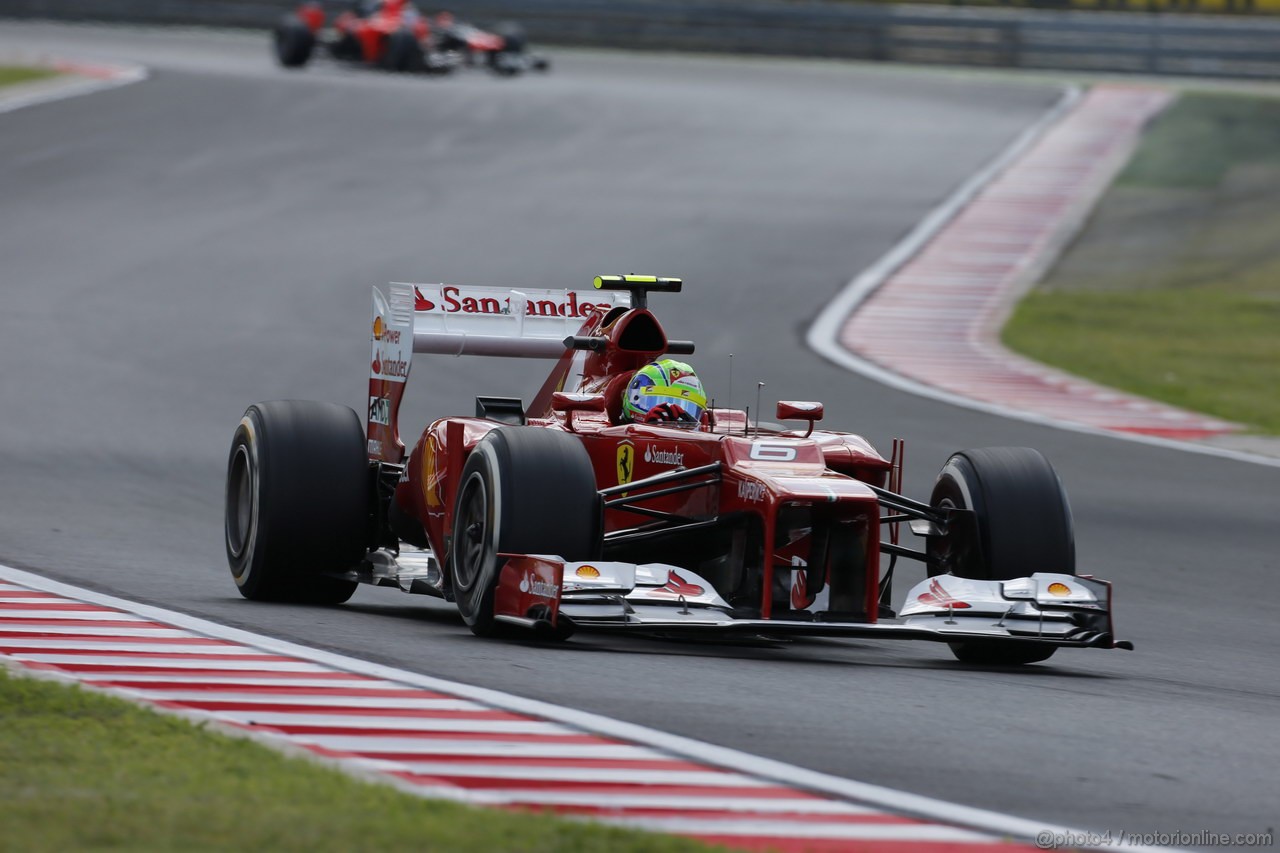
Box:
left=641, top=403, right=696, bottom=424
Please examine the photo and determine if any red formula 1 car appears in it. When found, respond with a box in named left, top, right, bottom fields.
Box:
left=224, top=276, right=1130, bottom=665
left=273, top=1, right=549, bottom=75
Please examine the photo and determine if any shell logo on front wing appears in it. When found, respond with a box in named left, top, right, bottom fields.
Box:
left=575, top=565, right=601, bottom=578
left=649, top=570, right=704, bottom=598
left=1047, top=582, right=1072, bottom=597
left=916, top=578, right=971, bottom=609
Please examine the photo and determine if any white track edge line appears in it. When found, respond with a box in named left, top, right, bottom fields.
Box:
left=805, top=84, right=1280, bottom=471
left=0, top=60, right=148, bottom=115
left=0, top=563, right=1173, bottom=852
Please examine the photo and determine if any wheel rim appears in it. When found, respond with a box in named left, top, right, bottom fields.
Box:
left=933, top=496, right=958, bottom=570
left=226, top=444, right=255, bottom=560
left=453, top=471, right=490, bottom=593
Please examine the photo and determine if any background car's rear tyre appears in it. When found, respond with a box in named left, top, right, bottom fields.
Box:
left=449, top=427, right=600, bottom=637
left=225, top=400, right=366, bottom=604
left=273, top=17, right=316, bottom=68
left=926, top=447, right=1075, bottom=665
left=384, top=28, right=424, bottom=72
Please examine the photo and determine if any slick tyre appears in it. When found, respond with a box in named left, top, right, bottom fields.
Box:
left=274, top=17, right=316, bottom=68
left=384, top=28, right=424, bottom=72
left=449, top=427, right=600, bottom=637
left=927, top=447, right=1075, bottom=665
left=225, top=400, right=366, bottom=604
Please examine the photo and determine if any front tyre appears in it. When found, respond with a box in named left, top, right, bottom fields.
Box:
left=273, top=17, right=316, bottom=68
left=449, top=427, right=600, bottom=637
left=927, top=447, right=1075, bottom=665
left=225, top=400, right=366, bottom=604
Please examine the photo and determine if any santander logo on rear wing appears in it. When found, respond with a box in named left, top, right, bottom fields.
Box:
left=367, top=282, right=629, bottom=462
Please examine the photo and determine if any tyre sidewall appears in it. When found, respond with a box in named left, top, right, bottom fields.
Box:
left=226, top=411, right=268, bottom=596
left=447, top=427, right=600, bottom=635
left=224, top=401, right=366, bottom=603
left=928, top=448, right=1074, bottom=581
left=450, top=441, right=503, bottom=630
left=927, top=454, right=985, bottom=579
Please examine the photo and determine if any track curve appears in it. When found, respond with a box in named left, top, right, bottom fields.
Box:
left=2, top=21, right=1277, bottom=842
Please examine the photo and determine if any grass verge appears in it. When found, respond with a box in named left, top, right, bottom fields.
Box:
left=0, top=668, right=713, bottom=853
left=1003, top=92, right=1280, bottom=435
left=0, top=66, right=59, bottom=88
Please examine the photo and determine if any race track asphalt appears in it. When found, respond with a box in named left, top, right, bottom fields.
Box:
left=2, top=21, right=1277, bottom=842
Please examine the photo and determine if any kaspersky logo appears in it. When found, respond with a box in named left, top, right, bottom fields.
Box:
left=616, top=442, right=635, bottom=486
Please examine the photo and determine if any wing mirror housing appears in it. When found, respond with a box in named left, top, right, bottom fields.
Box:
left=552, top=392, right=607, bottom=432
left=776, top=401, right=823, bottom=437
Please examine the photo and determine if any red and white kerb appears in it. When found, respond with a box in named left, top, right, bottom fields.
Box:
left=0, top=572, right=1043, bottom=852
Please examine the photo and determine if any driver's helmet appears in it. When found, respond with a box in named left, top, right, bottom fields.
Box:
left=623, top=359, right=706, bottom=426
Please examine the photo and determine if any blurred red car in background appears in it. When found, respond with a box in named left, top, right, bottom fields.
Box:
left=273, top=1, right=550, bottom=75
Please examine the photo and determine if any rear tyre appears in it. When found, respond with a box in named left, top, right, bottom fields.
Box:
left=449, top=427, right=600, bottom=637
left=384, top=28, right=424, bottom=72
left=225, top=400, right=366, bottom=604
left=273, top=17, right=316, bottom=68
left=927, top=447, right=1075, bottom=665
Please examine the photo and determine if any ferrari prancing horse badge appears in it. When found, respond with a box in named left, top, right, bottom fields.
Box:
left=617, top=442, right=634, bottom=486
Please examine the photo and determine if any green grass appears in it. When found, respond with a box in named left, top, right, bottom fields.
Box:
left=0, top=66, right=59, bottom=88
left=1116, top=93, right=1280, bottom=189
left=1003, top=92, right=1280, bottom=434
left=0, top=669, right=714, bottom=853
left=1005, top=287, right=1280, bottom=432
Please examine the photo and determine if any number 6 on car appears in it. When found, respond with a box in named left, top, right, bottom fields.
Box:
left=749, top=440, right=799, bottom=462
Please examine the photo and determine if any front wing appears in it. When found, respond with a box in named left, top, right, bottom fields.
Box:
left=491, top=556, right=1129, bottom=651
left=340, top=548, right=1126, bottom=651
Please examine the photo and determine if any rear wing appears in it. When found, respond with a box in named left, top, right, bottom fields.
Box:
left=367, top=282, right=629, bottom=462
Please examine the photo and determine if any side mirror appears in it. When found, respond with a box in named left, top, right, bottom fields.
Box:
left=552, top=392, right=607, bottom=432
left=776, top=401, right=823, bottom=437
